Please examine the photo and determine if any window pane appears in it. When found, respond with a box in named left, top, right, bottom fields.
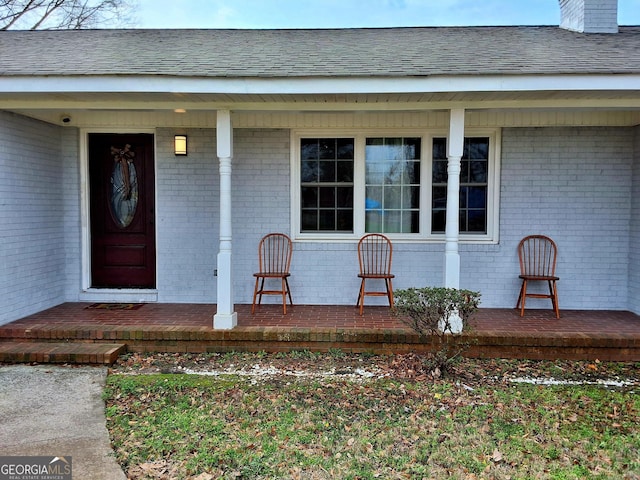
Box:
left=384, top=161, right=403, bottom=184
left=301, top=187, right=317, bottom=208
left=337, top=161, right=353, bottom=182
left=336, top=209, right=354, bottom=231
left=407, top=186, right=420, bottom=209
left=385, top=186, right=402, bottom=209
left=468, top=186, right=487, bottom=208
left=301, top=139, right=319, bottom=160
left=336, top=187, right=353, bottom=208
left=461, top=160, right=470, bottom=183
left=404, top=138, right=421, bottom=160
left=433, top=138, right=447, bottom=160
left=409, top=211, right=420, bottom=233
left=460, top=187, right=468, bottom=209
left=301, top=211, right=318, bottom=231
left=319, top=139, right=335, bottom=159
left=366, top=161, right=386, bottom=184
left=301, top=160, right=318, bottom=182
left=337, top=138, right=354, bottom=159
left=318, top=160, right=336, bottom=182
left=469, top=160, right=488, bottom=183
left=365, top=211, right=383, bottom=233
left=432, top=186, right=447, bottom=209
left=465, top=138, right=489, bottom=159
left=319, top=187, right=335, bottom=208
left=366, top=186, right=383, bottom=211
left=432, top=160, right=447, bottom=183
left=459, top=210, right=468, bottom=232
left=432, top=210, right=446, bottom=233
left=319, top=210, right=335, bottom=230
left=403, top=161, right=420, bottom=184
left=365, top=137, right=421, bottom=234
left=384, top=211, right=402, bottom=233
left=365, top=138, right=385, bottom=162
left=468, top=210, right=487, bottom=232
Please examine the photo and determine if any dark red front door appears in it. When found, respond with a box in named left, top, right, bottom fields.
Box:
left=89, top=133, right=156, bottom=288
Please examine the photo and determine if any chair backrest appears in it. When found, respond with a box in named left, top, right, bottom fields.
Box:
left=358, top=233, right=393, bottom=275
left=518, top=235, right=557, bottom=277
left=258, top=233, right=292, bottom=274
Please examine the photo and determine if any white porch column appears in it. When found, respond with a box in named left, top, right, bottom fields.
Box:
left=444, top=108, right=465, bottom=289
left=213, top=109, right=238, bottom=329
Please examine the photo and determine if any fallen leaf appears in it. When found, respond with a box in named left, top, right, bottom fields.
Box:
left=492, top=449, right=503, bottom=463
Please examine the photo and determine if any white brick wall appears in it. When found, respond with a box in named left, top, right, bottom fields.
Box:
left=628, top=126, right=640, bottom=314
left=155, top=128, right=219, bottom=302
left=61, top=128, right=82, bottom=300
left=0, top=112, right=67, bottom=325
left=463, top=126, right=633, bottom=310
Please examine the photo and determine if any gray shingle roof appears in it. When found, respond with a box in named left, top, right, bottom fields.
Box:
left=1, top=26, right=639, bottom=78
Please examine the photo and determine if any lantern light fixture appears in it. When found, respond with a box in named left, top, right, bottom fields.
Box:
left=174, top=135, right=188, bottom=156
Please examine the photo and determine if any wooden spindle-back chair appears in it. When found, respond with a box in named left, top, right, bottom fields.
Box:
left=356, top=233, right=395, bottom=315
left=516, top=235, right=560, bottom=318
left=252, top=233, right=293, bottom=314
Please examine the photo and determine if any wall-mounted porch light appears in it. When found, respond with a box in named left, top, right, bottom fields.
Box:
left=174, top=135, right=188, bottom=156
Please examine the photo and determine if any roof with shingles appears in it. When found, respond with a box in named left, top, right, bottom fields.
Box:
left=0, top=26, right=639, bottom=78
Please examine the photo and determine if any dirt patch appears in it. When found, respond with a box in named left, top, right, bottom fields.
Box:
left=110, top=352, right=640, bottom=388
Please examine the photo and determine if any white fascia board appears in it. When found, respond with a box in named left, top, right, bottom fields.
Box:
left=0, top=74, right=639, bottom=94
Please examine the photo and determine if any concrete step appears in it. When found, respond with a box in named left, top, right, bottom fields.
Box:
left=0, top=341, right=126, bottom=365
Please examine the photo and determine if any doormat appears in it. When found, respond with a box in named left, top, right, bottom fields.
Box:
left=85, top=303, right=144, bottom=310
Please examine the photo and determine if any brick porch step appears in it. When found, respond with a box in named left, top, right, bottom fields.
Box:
left=0, top=341, right=126, bottom=365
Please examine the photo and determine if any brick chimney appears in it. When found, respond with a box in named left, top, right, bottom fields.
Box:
left=559, top=0, right=618, bottom=33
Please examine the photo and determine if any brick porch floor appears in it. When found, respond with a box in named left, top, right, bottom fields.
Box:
left=1, top=303, right=640, bottom=362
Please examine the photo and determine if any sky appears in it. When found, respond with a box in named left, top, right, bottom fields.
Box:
left=134, top=0, right=640, bottom=29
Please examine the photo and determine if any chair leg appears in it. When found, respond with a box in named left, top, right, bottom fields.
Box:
left=358, top=278, right=366, bottom=316
left=519, top=280, right=527, bottom=317
left=251, top=277, right=261, bottom=314
left=284, top=277, right=293, bottom=306
left=516, top=281, right=524, bottom=309
left=549, top=280, right=560, bottom=319
left=281, top=278, right=289, bottom=315
left=386, top=278, right=394, bottom=307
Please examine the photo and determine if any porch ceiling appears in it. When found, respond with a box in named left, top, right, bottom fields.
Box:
left=3, top=89, right=640, bottom=112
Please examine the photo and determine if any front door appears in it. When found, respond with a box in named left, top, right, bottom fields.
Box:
left=89, top=133, right=156, bottom=288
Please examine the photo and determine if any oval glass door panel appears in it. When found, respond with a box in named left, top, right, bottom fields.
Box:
left=110, top=156, right=139, bottom=228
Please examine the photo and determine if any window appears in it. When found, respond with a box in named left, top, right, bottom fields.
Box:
left=293, top=130, right=499, bottom=242
left=365, top=137, right=421, bottom=233
left=300, top=138, right=354, bottom=232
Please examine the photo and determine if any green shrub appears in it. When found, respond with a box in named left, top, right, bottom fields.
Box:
left=393, top=287, right=480, bottom=336
left=393, top=287, right=481, bottom=377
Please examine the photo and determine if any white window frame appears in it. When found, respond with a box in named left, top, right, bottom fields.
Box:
left=290, top=128, right=501, bottom=243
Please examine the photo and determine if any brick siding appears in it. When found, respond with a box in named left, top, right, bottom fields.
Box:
left=0, top=112, right=67, bottom=324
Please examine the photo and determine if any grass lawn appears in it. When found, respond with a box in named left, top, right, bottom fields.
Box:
left=104, top=353, right=640, bottom=479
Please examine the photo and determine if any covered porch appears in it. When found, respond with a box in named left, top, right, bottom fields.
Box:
left=1, top=303, right=639, bottom=363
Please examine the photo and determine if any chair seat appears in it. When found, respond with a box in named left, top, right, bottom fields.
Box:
left=519, top=274, right=559, bottom=281
left=254, top=272, right=291, bottom=278
left=358, top=273, right=394, bottom=279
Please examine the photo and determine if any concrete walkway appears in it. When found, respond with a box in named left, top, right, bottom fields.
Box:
left=0, top=364, right=126, bottom=480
